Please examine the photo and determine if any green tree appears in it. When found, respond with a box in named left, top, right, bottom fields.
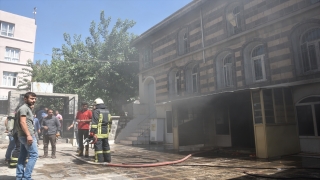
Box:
left=18, top=60, right=51, bottom=91
left=40, top=11, right=139, bottom=114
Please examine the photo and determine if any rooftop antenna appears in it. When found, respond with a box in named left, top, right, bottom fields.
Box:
left=33, top=7, right=37, bottom=25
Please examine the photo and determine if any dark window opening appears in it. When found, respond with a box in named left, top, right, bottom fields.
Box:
left=296, top=105, right=315, bottom=136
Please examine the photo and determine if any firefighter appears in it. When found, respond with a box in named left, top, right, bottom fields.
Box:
left=90, top=98, right=111, bottom=162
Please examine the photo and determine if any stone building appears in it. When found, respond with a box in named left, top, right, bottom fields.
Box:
left=132, top=0, right=320, bottom=158
left=0, top=10, right=37, bottom=100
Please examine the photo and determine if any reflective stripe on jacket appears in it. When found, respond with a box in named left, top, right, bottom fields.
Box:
left=91, top=108, right=111, bottom=138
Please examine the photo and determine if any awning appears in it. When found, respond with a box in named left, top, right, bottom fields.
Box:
left=155, top=78, right=320, bottom=105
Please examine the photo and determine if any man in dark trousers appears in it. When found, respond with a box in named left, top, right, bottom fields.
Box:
left=90, top=98, right=111, bottom=162
left=8, top=105, right=22, bottom=168
left=76, top=102, right=92, bottom=157
left=41, top=109, right=60, bottom=159
left=36, top=105, right=45, bottom=140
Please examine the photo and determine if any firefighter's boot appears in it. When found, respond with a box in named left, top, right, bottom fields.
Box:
left=103, top=152, right=111, bottom=163
left=9, top=156, right=18, bottom=168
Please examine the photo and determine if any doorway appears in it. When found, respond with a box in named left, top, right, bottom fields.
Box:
left=296, top=96, right=320, bottom=153
left=229, top=92, right=255, bottom=148
left=165, top=111, right=173, bottom=143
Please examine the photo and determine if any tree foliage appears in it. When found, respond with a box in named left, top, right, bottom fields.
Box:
left=20, top=11, right=139, bottom=114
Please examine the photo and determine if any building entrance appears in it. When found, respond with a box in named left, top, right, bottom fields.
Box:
left=229, top=92, right=255, bottom=148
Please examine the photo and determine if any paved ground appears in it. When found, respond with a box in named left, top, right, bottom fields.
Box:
left=0, top=138, right=320, bottom=180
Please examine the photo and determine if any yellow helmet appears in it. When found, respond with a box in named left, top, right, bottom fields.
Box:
left=94, top=98, right=104, bottom=105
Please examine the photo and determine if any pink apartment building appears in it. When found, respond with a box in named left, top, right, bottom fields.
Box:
left=0, top=10, right=36, bottom=100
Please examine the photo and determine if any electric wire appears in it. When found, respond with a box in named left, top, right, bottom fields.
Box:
left=0, top=45, right=139, bottom=63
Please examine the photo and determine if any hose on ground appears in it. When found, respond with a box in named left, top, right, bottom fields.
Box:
left=56, top=149, right=192, bottom=167
left=56, top=149, right=320, bottom=179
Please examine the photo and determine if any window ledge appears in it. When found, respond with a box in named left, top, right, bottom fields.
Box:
left=0, top=60, right=29, bottom=66
left=0, top=34, right=33, bottom=43
left=266, top=122, right=296, bottom=126
left=253, top=79, right=267, bottom=83
left=300, top=70, right=320, bottom=76
left=0, top=86, right=17, bottom=89
left=299, top=136, right=320, bottom=139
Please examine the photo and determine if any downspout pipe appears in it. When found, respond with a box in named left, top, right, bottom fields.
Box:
left=200, top=8, right=205, bottom=63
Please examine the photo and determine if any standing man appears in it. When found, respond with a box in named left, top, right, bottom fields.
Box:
left=16, top=92, right=38, bottom=180
left=90, top=98, right=111, bottom=162
left=41, top=109, right=60, bottom=159
left=33, top=114, right=41, bottom=146
left=76, top=102, right=92, bottom=157
left=55, top=110, right=63, bottom=137
left=4, top=113, right=15, bottom=164
left=36, top=105, right=45, bottom=140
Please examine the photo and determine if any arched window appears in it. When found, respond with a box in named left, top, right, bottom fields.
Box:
left=175, top=71, right=181, bottom=95
left=226, top=3, right=243, bottom=36
left=300, top=28, right=320, bottom=72
left=251, top=45, right=266, bottom=81
left=142, top=47, right=152, bottom=68
left=178, top=28, right=188, bottom=55
left=290, top=22, right=320, bottom=75
left=168, top=68, right=181, bottom=97
left=232, top=6, right=241, bottom=34
left=216, top=52, right=234, bottom=89
left=244, top=42, right=267, bottom=84
left=185, top=63, right=198, bottom=94
left=223, top=54, right=233, bottom=87
left=296, top=96, right=320, bottom=136
left=192, top=65, right=198, bottom=93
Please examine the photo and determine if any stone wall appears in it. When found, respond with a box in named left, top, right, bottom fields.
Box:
left=136, top=0, right=320, bottom=103
left=0, top=115, right=8, bottom=145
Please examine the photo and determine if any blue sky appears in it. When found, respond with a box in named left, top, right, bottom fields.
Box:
left=0, top=0, right=192, bottom=62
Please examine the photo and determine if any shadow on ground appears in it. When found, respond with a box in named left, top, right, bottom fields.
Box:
left=0, top=175, right=15, bottom=180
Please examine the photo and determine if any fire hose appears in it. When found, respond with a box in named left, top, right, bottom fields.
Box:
left=56, top=149, right=194, bottom=167
left=55, top=148, right=320, bottom=179
left=63, top=116, right=200, bottom=167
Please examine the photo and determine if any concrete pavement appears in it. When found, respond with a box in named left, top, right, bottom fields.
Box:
left=0, top=138, right=320, bottom=179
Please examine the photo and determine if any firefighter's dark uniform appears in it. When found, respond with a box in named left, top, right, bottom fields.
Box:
left=90, top=104, right=111, bottom=162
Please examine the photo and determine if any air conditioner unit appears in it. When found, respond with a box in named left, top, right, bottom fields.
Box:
left=150, top=118, right=164, bottom=142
